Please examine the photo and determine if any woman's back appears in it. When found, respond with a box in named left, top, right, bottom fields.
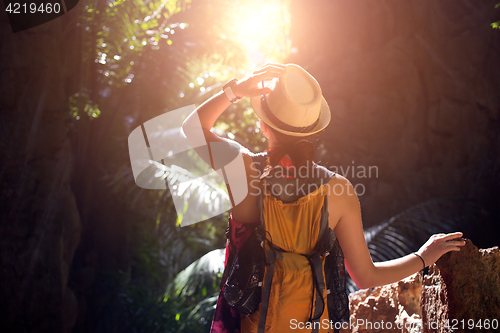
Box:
left=256, top=155, right=335, bottom=254
left=261, top=186, right=326, bottom=255
left=240, top=156, right=336, bottom=333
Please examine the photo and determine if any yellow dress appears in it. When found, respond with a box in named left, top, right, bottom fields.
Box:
left=240, top=185, right=333, bottom=333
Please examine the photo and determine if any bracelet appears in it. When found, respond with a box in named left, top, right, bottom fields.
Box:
left=223, top=78, right=242, bottom=103
left=413, top=253, right=426, bottom=270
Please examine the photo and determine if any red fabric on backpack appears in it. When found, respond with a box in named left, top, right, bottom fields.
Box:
left=210, top=215, right=259, bottom=333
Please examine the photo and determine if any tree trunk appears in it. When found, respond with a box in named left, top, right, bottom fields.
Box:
left=0, top=9, right=81, bottom=333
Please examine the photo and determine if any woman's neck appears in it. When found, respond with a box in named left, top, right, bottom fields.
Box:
left=267, top=138, right=282, bottom=150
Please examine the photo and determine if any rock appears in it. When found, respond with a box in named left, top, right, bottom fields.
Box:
left=421, top=239, right=500, bottom=333
left=349, top=273, right=422, bottom=332
left=348, top=240, right=500, bottom=333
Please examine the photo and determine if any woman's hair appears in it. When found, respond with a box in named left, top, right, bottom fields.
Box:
left=265, top=124, right=318, bottom=168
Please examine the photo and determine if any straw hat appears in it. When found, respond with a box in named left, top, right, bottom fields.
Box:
left=251, top=64, right=331, bottom=137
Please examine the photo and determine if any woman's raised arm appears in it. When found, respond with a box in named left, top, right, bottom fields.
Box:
left=181, top=64, right=286, bottom=168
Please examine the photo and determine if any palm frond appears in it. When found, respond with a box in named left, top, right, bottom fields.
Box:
left=140, top=160, right=231, bottom=226
left=164, top=248, right=224, bottom=300
left=346, top=197, right=490, bottom=293
left=163, top=249, right=224, bottom=331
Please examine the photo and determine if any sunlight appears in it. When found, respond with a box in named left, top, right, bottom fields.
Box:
left=234, top=6, right=269, bottom=44
left=180, top=0, right=290, bottom=106
left=229, top=0, right=290, bottom=69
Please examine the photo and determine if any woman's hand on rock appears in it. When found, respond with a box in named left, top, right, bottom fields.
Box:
left=417, top=232, right=466, bottom=267
left=233, top=63, right=286, bottom=98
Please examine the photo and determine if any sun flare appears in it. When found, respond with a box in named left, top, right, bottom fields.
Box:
left=227, top=0, right=291, bottom=68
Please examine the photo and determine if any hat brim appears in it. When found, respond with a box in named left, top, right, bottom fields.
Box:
left=250, top=94, right=331, bottom=137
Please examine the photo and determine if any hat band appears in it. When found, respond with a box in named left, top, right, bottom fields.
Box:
left=261, top=95, right=319, bottom=134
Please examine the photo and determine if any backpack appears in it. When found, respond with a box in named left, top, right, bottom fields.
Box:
left=222, top=224, right=266, bottom=316
left=212, top=153, right=349, bottom=333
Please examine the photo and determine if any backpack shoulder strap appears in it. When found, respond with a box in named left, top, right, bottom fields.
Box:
left=317, top=195, right=330, bottom=246
left=315, top=164, right=336, bottom=246
left=251, top=152, right=284, bottom=333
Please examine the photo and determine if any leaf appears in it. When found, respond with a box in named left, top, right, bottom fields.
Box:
left=164, top=248, right=225, bottom=301
left=346, top=198, right=489, bottom=293
left=144, top=161, right=231, bottom=226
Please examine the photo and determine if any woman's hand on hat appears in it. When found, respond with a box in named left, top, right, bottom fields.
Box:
left=232, top=63, right=286, bottom=98
left=416, top=232, right=466, bottom=267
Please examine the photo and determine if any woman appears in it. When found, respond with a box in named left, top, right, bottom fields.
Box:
left=182, top=63, right=464, bottom=332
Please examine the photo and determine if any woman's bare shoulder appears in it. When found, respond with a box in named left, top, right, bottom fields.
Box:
left=326, top=173, right=356, bottom=195
left=326, top=173, right=360, bottom=227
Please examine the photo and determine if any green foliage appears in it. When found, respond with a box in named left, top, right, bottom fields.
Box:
left=492, top=2, right=500, bottom=29
left=96, top=208, right=227, bottom=333
left=68, top=89, right=101, bottom=119
left=145, top=162, right=231, bottom=226
left=160, top=249, right=225, bottom=332
left=71, top=0, right=191, bottom=121
left=217, top=100, right=268, bottom=152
